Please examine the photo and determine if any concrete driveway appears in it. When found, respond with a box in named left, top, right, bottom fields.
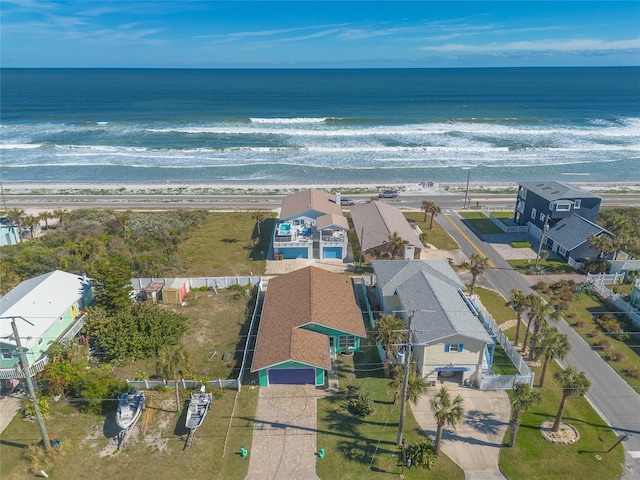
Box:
left=411, top=381, right=510, bottom=480
left=245, top=385, right=324, bottom=480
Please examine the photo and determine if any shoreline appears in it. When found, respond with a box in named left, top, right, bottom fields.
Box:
left=3, top=181, right=640, bottom=196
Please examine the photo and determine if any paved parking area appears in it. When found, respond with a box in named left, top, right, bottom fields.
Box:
left=411, top=381, right=510, bottom=479
left=245, top=385, right=325, bottom=480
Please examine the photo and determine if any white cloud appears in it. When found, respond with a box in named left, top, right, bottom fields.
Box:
left=421, top=38, right=640, bottom=53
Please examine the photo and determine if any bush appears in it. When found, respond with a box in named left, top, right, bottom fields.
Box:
left=555, top=301, right=569, bottom=311
left=624, top=365, right=640, bottom=379
left=404, top=438, right=437, bottom=468
left=535, top=281, right=548, bottom=293
left=21, top=397, right=50, bottom=417
left=573, top=319, right=585, bottom=328
left=345, top=393, right=375, bottom=417
left=596, top=339, right=612, bottom=352
left=69, top=366, right=128, bottom=414
left=509, top=241, right=532, bottom=249
left=607, top=352, right=626, bottom=362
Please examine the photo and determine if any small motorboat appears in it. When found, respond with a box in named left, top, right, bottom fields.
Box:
left=185, top=386, right=212, bottom=431
left=116, top=389, right=145, bottom=430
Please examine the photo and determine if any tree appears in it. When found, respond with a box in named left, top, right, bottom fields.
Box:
left=521, top=294, right=542, bottom=354
left=463, top=254, right=489, bottom=295
left=53, top=208, right=70, bottom=226
left=94, top=255, right=134, bottom=315
left=527, top=301, right=561, bottom=361
left=588, top=232, right=615, bottom=260
left=506, top=289, right=528, bottom=348
left=384, top=231, right=408, bottom=259
left=552, top=367, right=591, bottom=432
left=157, top=345, right=191, bottom=412
left=373, top=314, right=407, bottom=374
left=23, top=214, right=39, bottom=239
left=6, top=208, right=25, bottom=224
left=404, top=438, right=437, bottom=469
left=430, top=386, right=465, bottom=455
left=38, top=211, right=53, bottom=230
left=508, top=383, right=542, bottom=447
left=421, top=200, right=442, bottom=229
left=534, top=327, right=571, bottom=387
left=112, top=210, right=133, bottom=239
left=390, top=370, right=428, bottom=406
left=251, top=210, right=268, bottom=236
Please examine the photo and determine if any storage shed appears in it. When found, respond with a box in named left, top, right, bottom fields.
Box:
left=162, top=278, right=189, bottom=304
left=143, top=281, right=165, bottom=302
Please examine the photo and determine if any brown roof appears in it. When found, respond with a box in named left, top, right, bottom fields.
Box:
left=316, top=213, right=349, bottom=230
left=280, top=189, right=342, bottom=220
left=350, top=201, right=424, bottom=252
left=251, top=266, right=366, bottom=371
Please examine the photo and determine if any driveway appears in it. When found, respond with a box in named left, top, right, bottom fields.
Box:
left=0, top=393, right=22, bottom=435
left=245, top=385, right=324, bottom=480
left=411, top=381, right=510, bottom=480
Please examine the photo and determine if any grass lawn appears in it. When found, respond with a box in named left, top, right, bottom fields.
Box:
left=458, top=212, right=505, bottom=235
left=500, top=362, right=624, bottom=480
left=507, top=258, right=576, bottom=274
left=316, top=333, right=464, bottom=480
left=174, top=212, right=275, bottom=277
left=403, top=212, right=459, bottom=251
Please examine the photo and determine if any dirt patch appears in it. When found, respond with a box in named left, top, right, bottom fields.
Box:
left=540, top=420, right=580, bottom=444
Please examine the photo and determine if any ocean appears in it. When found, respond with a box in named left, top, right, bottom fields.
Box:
left=1, top=68, right=639, bottom=185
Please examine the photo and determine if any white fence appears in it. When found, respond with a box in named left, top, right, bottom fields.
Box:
left=479, top=208, right=529, bottom=234
left=126, top=378, right=239, bottom=391
left=0, top=356, right=49, bottom=380
left=131, top=276, right=261, bottom=291
left=469, top=294, right=535, bottom=390
left=586, top=279, right=640, bottom=329
left=587, top=273, right=625, bottom=285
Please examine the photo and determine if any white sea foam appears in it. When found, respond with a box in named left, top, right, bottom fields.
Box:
left=249, top=117, right=333, bottom=124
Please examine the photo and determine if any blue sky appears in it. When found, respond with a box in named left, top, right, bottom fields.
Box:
left=1, top=1, right=639, bottom=68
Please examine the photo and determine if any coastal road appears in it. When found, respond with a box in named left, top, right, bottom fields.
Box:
left=439, top=211, right=640, bottom=479
left=4, top=193, right=640, bottom=212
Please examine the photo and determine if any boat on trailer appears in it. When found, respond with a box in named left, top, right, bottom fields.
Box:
left=186, top=387, right=212, bottom=431
left=116, top=389, right=145, bottom=430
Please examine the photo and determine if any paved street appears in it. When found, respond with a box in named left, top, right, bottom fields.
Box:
left=438, top=212, right=640, bottom=479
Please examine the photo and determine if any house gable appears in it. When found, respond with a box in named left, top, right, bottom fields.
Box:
left=280, top=188, right=342, bottom=221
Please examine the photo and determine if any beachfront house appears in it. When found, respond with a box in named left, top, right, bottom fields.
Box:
left=272, top=189, right=349, bottom=261
left=350, top=201, right=425, bottom=262
left=0, top=270, right=93, bottom=379
left=251, top=266, right=366, bottom=387
left=372, top=259, right=494, bottom=387
left=513, top=181, right=613, bottom=264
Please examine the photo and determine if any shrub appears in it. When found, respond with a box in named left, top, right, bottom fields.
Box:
left=535, top=281, right=548, bottom=293
left=509, top=241, right=532, bottom=249
left=573, top=319, right=585, bottom=328
left=555, top=301, right=569, bottom=311
left=21, top=397, right=50, bottom=417
left=69, top=366, right=128, bottom=415
left=596, top=339, right=612, bottom=352
left=345, top=393, right=375, bottom=417
left=607, top=352, right=626, bottom=362
left=404, top=438, right=437, bottom=468
left=567, top=312, right=577, bottom=319
left=624, top=365, right=640, bottom=379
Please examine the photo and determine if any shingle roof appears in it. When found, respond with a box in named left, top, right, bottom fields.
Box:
left=316, top=213, right=349, bottom=230
left=251, top=266, right=365, bottom=371
left=546, top=214, right=612, bottom=251
left=350, top=201, right=424, bottom=252
left=0, top=270, right=90, bottom=349
left=373, top=260, right=491, bottom=345
left=519, top=181, right=600, bottom=201
left=280, top=188, right=342, bottom=220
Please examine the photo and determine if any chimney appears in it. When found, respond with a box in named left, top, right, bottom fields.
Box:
left=335, top=192, right=341, bottom=205
left=404, top=244, right=415, bottom=260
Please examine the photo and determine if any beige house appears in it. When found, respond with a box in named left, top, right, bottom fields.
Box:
left=373, top=259, right=494, bottom=387
left=350, top=201, right=424, bottom=261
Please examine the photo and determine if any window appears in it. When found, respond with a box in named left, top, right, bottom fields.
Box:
left=520, top=187, right=527, bottom=199
left=574, top=199, right=581, bottom=209
left=444, top=344, right=464, bottom=352
left=555, top=203, right=571, bottom=212
left=1, top=348, right=12, bottom=360
left=531, top=208, right=537, bottom=219
left=338, top=336, right=355, bottom=349
left=540, top=212, right=545, bottom=221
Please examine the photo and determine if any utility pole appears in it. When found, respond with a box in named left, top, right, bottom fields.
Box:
left=5, top=316, right=51, bottom=450
left=396, top=313, right=413, bottom=446
left=535, top=214, right=550, bottom=271
left=463, top=168, right=471, bottom=210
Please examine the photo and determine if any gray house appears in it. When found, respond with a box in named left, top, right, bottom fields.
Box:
left=373, top=260, right=493, bottom=386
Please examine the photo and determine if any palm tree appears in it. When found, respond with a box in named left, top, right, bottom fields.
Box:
left=430, top=386, right=465, bottom=455
left=534, top=327, right=571, bottom=387
left=389, top=361, right=428, bottom=406
left=251, top=210, right=268, bottom=236
left=588, top=232, right=615, bottom=259
left=38, top=211, right=53, bottom=229
left=552, top=367, right=591, bottom=432
left=373, top=314, right=407, bottom=374
left=421, top=200, right=442, bottom=229
left=6, top=208, right=25, bottom=224
left=53, top=208, right=70, bottom=226
left=509, top=383, right=542, bottom=447
left=463, top=254, right=489, bottom=295
left=527, top=302, right=561, bottom=361
left=506, top=289, right=528, bottom=347
left=23, top=214, right=39, bottom=239
left=113, top=210, right=133, bottom=239
left=384, top=231, right=408, bottom=259
left=521, top=294, right=542, bottom=354
left=157, top=345, right=191, bottom=412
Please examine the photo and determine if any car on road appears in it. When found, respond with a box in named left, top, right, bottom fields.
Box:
left=378, top=190, right=399, bottom=199
left=340, top=197, right=355, bottom=206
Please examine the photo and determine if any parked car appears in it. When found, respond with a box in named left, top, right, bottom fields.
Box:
left=378, top=190, right=399, bottom=199
left=340, top=197, right=355, bottom=206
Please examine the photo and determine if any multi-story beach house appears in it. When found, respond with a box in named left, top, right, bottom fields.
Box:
left=272, top=189, right=349, bottom=261
left=513, top=181, right=613, bottom=264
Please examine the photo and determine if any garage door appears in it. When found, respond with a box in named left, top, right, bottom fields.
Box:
left=282, top=248, right=309, bottom=259
left=323, top=247, right=342, bottom=259
left=268, top=368, right=315, bottom=385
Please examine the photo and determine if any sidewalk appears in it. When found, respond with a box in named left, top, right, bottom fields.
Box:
left=0, top=394, right=22, bottom=435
